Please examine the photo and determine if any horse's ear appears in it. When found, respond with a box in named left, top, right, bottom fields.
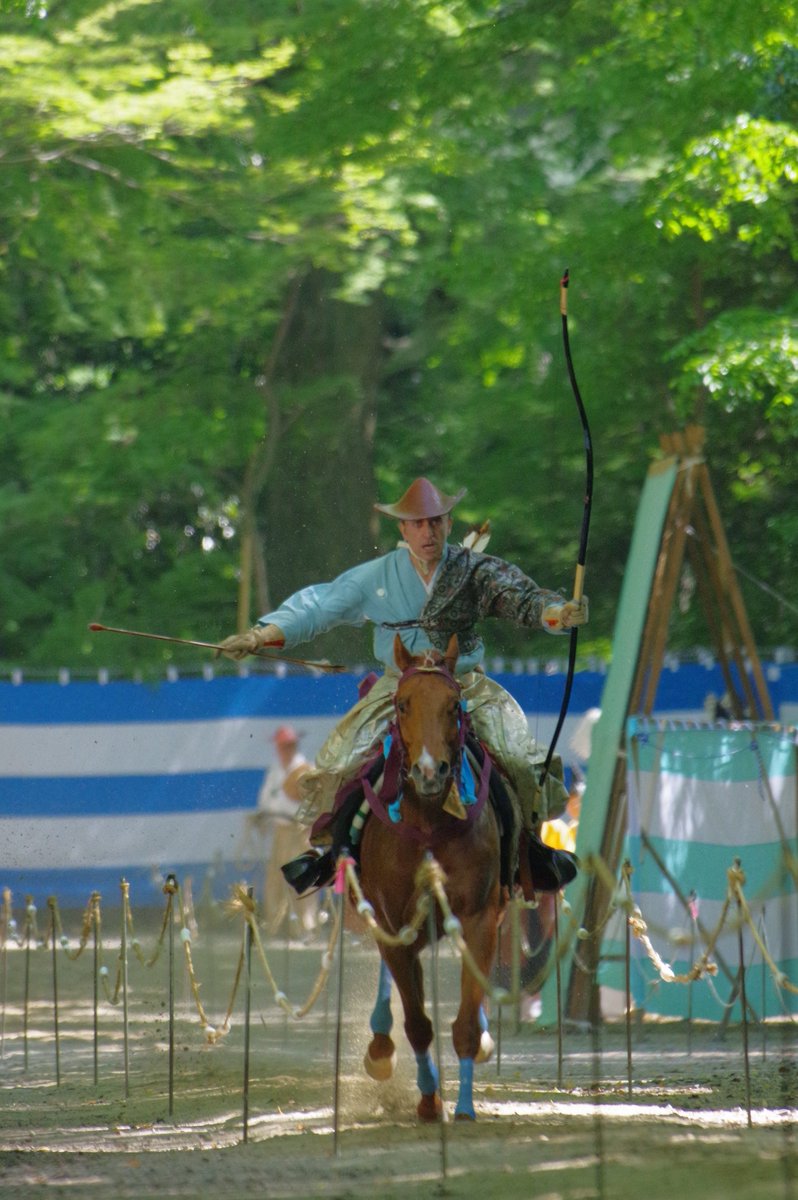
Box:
left=443, top=634, right=459, bottom=675
left=394, top=634, right=413, bottom=672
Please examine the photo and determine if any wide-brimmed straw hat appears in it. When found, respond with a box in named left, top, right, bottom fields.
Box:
left=373, top=477, right=466, bottom=521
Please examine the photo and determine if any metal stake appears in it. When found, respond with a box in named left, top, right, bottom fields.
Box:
left=554, top=895, right=564, bottom=1089
left=283, top=922, right=292, bottom=1039
left=92, top=895, right=100, bottom=1087
left=120, top=880, right=130, bottom=1099
left=591, top=972, right=606, bottom=1200
left=1, top=888, right=10, bottom=1060
left=242, top=886, right=254, bottom=1144
left=510, top=897, right=521, bottom=1035
left=735, top=865, right=753, bottom=1128
left=760, top=906, right=768, bottom=1061
left=625, top=903, right=632, bottom=1097
left=165, top=875, right=178, bottom=1119
left=427, top=893, right=448, bottom=1182
left=23, top=897, right=33, bottom=1074
left=687, top=889, right=697, bottom=1057
left=49, top=900, right=61, bottom=1086
left=332, top=864, right=348, bottom=1158
left=495, top=922, right=503, bottom=1075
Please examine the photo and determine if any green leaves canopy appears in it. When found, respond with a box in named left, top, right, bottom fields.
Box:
left=1, top=0, right=796, bottom=674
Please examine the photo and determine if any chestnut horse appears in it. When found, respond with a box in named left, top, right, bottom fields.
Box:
left=358, top=634, right=505, bottom=1121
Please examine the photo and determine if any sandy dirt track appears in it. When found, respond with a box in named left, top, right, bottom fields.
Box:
left=1, top=915, right=797, bottom=1199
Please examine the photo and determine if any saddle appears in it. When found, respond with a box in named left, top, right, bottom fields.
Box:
left=466, top=737, right=578, bottom=894
left=281, top=735, right=578, bottom=897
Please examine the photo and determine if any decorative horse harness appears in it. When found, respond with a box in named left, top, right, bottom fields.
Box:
left=335, top=660, right=494, bottom=853
left=286, top=657, right=573, bottom=896
left=288, top=658, right=530, bottom=895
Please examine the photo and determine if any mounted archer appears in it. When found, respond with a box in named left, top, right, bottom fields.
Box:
left=218, top=476, right=587, bottom=894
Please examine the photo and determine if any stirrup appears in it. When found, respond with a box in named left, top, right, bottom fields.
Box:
left=526, top=833, right=579, bottom=892
left=281, top=848, right=335, bottom=896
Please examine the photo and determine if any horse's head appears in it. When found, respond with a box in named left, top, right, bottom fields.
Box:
left=393, top=634, right=461, bottom=800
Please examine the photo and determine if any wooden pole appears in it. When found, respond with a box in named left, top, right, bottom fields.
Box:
left=697, top=465, right=773, bottom=718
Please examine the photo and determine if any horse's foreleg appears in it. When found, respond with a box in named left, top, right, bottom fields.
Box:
left=370, top=957, right=394, bottom=1036
left=380, top=945, right=442, bottom=1122
left=451, top=910, right=499, bottom=1120
left=364, top=958, right=397, bottom=1081
left=414, top=1049, right=442, bottom=1122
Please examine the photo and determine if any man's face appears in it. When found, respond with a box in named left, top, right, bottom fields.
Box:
left=399, top=515, right=451, bottom=566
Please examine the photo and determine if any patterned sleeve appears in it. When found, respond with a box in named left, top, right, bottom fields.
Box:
left=472, top=554, right=563, bottom=627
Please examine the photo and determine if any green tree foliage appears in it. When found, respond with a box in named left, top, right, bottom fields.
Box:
left=1, top=0, right=795, bottom=675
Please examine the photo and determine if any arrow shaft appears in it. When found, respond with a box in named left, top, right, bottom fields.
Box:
left=88, top=623, right=344, bottom=673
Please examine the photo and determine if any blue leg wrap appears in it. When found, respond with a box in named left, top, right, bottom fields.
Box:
left=415, top=1050, right=439, bottom=1096
left=478, top=1004, right=488, bottom=1033
left=455, top=1057, right=476, bottom=1119
left=369, top=961, right=393, bottom=1037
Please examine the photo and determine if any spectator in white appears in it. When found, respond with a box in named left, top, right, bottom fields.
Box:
left=248, top=725, right=316, bottom=938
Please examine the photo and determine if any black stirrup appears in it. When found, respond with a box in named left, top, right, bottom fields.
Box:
left=526, top=831, right=578, bottom=892
left=281, top=848, right=335, bottom=896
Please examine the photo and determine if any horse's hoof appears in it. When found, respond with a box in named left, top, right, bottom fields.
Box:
left=364, top=1048, right=397, bottom=1081
left=417, top=1092, right=443, bottom=1123
left=475, top=1029, right=494, bottom=1064
left=364, top=1033, right=397, bottom=1081
left=455, top=1109, right=476, bottom=1122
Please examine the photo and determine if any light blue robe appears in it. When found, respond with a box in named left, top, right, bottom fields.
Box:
left=258, top=545, right=485, bottom=674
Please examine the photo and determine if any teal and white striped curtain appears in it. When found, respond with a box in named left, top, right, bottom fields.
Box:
left=599, top=718, right=798, bottom=1021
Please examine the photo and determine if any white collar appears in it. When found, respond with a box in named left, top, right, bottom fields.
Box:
left=397, top=541, right=446, bottom=593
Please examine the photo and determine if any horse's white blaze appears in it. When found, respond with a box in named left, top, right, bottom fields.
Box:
left=417, top=745, right=437, bottom=777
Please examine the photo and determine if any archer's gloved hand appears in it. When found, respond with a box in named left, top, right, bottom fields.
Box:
left=541, top=596, right=589, bottom=634
left=216, top=623, right=285, bottom=661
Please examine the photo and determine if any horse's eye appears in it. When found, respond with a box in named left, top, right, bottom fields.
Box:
left=397, top=699, right=408, bottom=716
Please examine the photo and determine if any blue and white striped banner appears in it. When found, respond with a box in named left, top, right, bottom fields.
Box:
left=0, top=674, right=356, bottom=908
left=1, top=669, right=607, bottom=908
left=5, top=664, right=797, bottom=914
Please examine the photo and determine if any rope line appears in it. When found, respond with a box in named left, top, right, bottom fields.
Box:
left=4, top=840, right=798, bottom=1047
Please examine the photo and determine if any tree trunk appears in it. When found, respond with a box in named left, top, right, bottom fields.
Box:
left=260, top=270, right=384, bottom=662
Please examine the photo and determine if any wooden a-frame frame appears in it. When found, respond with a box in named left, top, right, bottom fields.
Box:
left=631, top=426, right=772, bottom=725
left=548, top=425, right=773, bottom=1025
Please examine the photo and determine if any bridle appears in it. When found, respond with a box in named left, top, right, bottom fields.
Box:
left=354, top=659, right=492, bottom=847
left=393, top=660, right=465, bottom=793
